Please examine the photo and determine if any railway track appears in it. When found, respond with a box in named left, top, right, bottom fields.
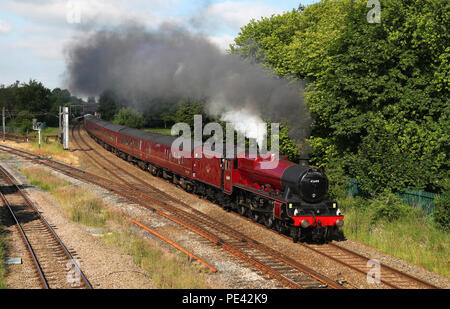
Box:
left=0, top=164, right=92, bottom=289
left=302, top=242, right=439, bottom=289
left=0, top=131, right=342, bottom=289
left=1, top=123, right=440, bottom=289
left=72, top=124, right=343, bottom=289
left=216, top=186, right=441, bottom=289
left=72, top=124, right=441, bottom=290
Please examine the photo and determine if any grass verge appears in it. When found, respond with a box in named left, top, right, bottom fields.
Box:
left=143, top=128, right=173, bottom=136
left=0, top=226, right=6, bottom=289
left=339, top=196, right=450, bottom=278
left=104, top=229, right=209, bottom=288
left=1, top=127, right=78, bottom=165
left=0, top=153, right=11, bottom=160
left=21, top=165, right=210, bottom=288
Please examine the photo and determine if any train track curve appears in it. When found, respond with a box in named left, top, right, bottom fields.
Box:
left=73, top=123, right=440, bottom=290
left=0, top=138, right=341, bottom=289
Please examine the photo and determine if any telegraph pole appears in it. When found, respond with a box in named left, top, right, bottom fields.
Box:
left=2, top=107, right=5, bottom=142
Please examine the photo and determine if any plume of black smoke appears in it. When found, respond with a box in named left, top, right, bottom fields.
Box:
left=64, top=25, right=311, bottom=150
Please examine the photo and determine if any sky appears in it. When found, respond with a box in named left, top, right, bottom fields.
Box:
left=0, top=0, right=319, bottom=92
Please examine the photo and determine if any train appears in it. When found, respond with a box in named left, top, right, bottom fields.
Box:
left=84, top=115, right=344, bottom=242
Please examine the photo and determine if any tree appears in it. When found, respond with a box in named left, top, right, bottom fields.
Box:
left=232, top=0, right=449, bottom=195
left=97, top=90, right=120, bottom=121
left=113, top=107, right=145, bottom=129
left=0, top=80, right=84, bottom=130
left=47, top=88, right=81, bottom=126
left=173, top=99, right=206, bottom=127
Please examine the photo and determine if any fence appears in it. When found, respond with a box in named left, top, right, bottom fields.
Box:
left=3, top=133, right=36, bottom=143
left=347, top=178, right=442, bottom=215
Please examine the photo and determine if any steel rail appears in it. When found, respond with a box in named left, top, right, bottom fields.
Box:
left=0, top=163, right=93, bottom=289
left=311, top=242, right=440, bottom=289
left=1, top=136, right=440, bottom=289
left=130, top=218, right=218, bottom=273
left=0, top=141, right=338, bottom=289
left=73, top=125, right=343, bottom=289
left=74, top=126, right=440, bottom=289
left=71, top=124, right=133, bottom=187
left=0, top=189, right=49, bottom=289
left=221, top=196, right=441, bottom=289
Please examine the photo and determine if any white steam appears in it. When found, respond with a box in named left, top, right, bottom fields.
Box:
left=220, top=109, right=267, bottom=147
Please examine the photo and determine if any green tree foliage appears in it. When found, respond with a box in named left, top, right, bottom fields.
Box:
left=0, top=80, right=82, bottom=131
left=113, top=107, right=145, bottom=129
left=47, top=88, right=82, bottom=126
left=232, top=0, right=449, bottom=196
left=172, top=99, right=206, bottom=127
left=262, top=121, right=301, bottom=162
left=97, top=90, right=120, bottom=121
left=7, top=111, right=33, bottom=134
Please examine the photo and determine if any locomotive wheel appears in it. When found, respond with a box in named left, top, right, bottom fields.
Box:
left=263, top=215, right=274, bottom=229
left=275, top=221, right=286, bottom=234
left=238, top=205, right=247, bottom=217
left=249, top=210, right=260, bottom=223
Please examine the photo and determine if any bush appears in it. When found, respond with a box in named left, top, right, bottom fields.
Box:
left=113, top=107, right=145, bottom=129
left=338, top=196, right=367, bottom=212
left=325, top=164, right=348, bottom=200
left=434, top=180, right=450, bottom=231
left=368, top=189, right=418, bottom=224
left=8, top=110, right=33, bottom=134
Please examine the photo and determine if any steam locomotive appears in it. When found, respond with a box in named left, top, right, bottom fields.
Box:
left=84, top=115, right=344, bottom=242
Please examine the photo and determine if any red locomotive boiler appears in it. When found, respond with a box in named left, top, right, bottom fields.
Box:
left=84, top=115, right=344, bottom=242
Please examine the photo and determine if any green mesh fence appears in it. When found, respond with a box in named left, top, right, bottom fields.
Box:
left=346, top=179, right=442, bottom=215
left=347, top=178, right=360, bottom=198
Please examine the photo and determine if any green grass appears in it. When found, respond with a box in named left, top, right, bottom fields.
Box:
left=0, top=153, right=12, bottom=160
left=53, top=186, right=108, bottom=227
left=21, top=166, right=106, bottom=227
left=3, top=131, right=78, bottom=165
left=29, top=140, right=65, bottom=154
left=104, top=230, right=209, bottom=289
left=24, top=127, right=60, bottom=137
left=339, top=197, right=450, bottom=278
left=21, top=166, right=211, bottom=288
left=143, top=128, right=173, bottom=136
left=21, top=166, right=70, bottom=192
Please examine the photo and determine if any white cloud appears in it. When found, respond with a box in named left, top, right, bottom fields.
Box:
left=207, top=34, right=236, bottom=52
left=197, top=1, right=283, bottom=30
left=0, top=20, right=13, bottom=34
left=4, top=0, right=176, bottom=29
left=12, top=36, right=67, bottom=60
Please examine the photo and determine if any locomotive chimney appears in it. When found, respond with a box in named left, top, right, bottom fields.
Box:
left=299, top=155, right=309, bottom=166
